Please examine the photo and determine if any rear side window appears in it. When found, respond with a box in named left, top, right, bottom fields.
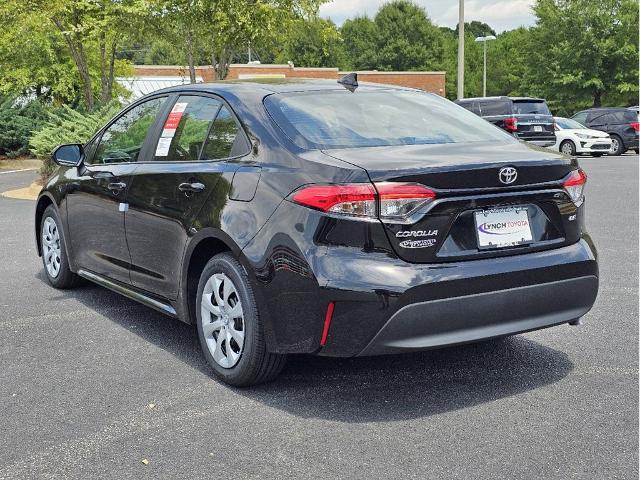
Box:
left=265, top=90, right=513, bottom=149
left=202, top=106, right=246, bottom=160
left=512, top=101, right=551, bottom=115
left=456, top=101, right=478, bottom=115
left=91, top=97, right=165, bottom=165
left=154, top=95, right=221, bottom=162
left=609, top=110, right=637, bottom=123
left=479, top=100, right=511, bottom=116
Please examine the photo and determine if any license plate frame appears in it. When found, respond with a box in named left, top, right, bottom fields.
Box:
left=474, top=206, right=533, bottom=250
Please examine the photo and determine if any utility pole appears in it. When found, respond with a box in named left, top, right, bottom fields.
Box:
left=457, top=0, right=464, bottom=99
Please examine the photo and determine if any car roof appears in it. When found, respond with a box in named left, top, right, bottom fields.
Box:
left=457, top=96, right=546, bottom=102
left=577, top=107, right=631, bottom=112
left=147, top=78, right=416, bottom=96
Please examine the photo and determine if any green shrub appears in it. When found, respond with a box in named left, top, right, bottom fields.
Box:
left=0, top=97, right=49, bottom=158
left=30, top=102, right=121, bottom=178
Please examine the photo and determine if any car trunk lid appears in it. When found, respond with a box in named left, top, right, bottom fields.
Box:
left=322, top=141, right=582, bottom=263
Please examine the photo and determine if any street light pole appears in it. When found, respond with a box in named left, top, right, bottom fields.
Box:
left=483, top=40, right=487, bottom=96
left=457, top=0, right=464, bottom=99
left=474, top=35, right=496, bottom=97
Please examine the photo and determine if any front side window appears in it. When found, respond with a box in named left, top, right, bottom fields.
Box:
left=571, top=112, right=588, bottom=125
left=91, top=97, right=165, bottom=165
left=265, top=90, right=513, bottom=150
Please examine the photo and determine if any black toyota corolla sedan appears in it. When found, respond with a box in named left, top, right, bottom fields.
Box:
left=35, top=78, right=598, bottom=386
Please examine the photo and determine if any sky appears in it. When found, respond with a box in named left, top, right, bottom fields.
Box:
left=319, top=0, right=537, bottom=33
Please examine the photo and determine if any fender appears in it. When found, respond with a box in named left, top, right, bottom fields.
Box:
left=34, top=190, right=77, bottom=272
left=176, top=227, right=280, bottom=352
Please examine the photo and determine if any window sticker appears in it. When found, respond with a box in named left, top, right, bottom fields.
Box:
left=161, top=102, right=188, bottom=138
left=154, top=137, right=173, bottom=157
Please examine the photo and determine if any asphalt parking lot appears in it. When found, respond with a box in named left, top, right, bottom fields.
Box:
left=0, top=154, right=638, bottom=479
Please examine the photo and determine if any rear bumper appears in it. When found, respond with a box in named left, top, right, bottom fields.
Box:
left=358, top=275, right=597, bottom=356
left=318, top=237, right=598, bottom=357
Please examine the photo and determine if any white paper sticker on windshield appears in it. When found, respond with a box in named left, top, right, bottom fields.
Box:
left=155, top=137, right=172, bottom=157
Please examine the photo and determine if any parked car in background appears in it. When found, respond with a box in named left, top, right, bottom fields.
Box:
left=553, top=117, right=611, bottom=156
left=455, top=96, right=556, bottom=147
left=627, top=105, right=639, bottom=114
left=571, top=107, right=639, bottom=156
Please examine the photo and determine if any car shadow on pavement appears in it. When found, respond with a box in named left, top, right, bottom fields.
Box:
left=52, top=276, right=575, bottom=423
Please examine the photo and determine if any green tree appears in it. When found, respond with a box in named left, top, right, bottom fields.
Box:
left=341, top=16, right=379, bottom=70
left=275, top=17, right=345, bottom=68
left=374, top=1, right=444, bottom=71
left=528, top=0, right=639, bottom=113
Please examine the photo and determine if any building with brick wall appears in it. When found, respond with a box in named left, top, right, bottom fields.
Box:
left=120, top=64, right=446, bottom=100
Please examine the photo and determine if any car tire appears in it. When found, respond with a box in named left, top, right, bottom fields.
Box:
left=559, top=140, right=576, bottom=156
left=40, top=205, right=80, bottom=289
left=634, top=149, right=639, bottom=154
left=610, top=135, right=625, bottom=156
left=196, top=253, right=286, bottom=386
left=591, top=153, right=603, bottom=157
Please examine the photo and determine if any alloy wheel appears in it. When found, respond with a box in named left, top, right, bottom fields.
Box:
left=42, top=217, right=62, bottom=278
left=611, top=138, right=619, bottom=154
left=200, top=273, right=245, bottom=368
left=561, top=142, right=574, bottom=155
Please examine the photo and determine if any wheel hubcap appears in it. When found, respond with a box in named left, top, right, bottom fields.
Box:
left=42, top=217, right=61, bottom=278
left=200, top=273, right=245, bottom=368
left=611, top=138, right=619, bottom=152
left=561, top=143, right=572, bottom=154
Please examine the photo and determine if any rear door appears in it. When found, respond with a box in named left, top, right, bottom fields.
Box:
left=124, top=93, right=251, bottom=299
left=511, top=99, right=555, bottom=143
left=66, top=96, right=167, bottom=283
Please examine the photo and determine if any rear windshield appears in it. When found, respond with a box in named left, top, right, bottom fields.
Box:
left=265, top=90, right=514, bottom=149
left=513, top=100, right=551, bottom=115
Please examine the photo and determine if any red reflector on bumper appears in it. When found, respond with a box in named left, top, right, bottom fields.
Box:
left=320, top=302, right=335, bottom=346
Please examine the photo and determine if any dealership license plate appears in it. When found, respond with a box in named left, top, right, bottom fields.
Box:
left=533, top=125, right=543, bottom=132
left=474, top=206, right=533, bottom=249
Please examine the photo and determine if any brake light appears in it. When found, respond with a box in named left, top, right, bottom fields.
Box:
left=504, top=117, right=518, bottom=132
left=630, top=121, right=639, bottom=131
left=291, top=184, right=376, bottom=217
left=563, top=169, right=587, bottom=205
left=291, top=182, right=436, bottom=219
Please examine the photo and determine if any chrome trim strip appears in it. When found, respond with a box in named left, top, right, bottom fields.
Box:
left=77, top=269, right=177, bottom=317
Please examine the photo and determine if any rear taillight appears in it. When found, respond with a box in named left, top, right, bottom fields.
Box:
left=630, top=121, right=639, bottom=131
left=291, top=184, right=376, bottom=217
left=504, top=117, right=518, bottom=132
left=563, top=169, right=587, bottom=205
left=292, top=182, right=436, bottom=220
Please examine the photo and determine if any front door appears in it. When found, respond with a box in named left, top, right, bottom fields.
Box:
left=66, top=96, right=167, bottom=284
left=125, top=94, right=251, bottom=299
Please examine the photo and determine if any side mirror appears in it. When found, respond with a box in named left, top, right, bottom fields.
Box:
left=52, top=144, right=84, bottom=167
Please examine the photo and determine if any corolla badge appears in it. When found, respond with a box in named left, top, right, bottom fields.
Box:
left=498, top=167, right=517, bottom=185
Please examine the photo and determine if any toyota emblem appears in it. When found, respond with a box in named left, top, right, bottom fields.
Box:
left=499, top=167, right=517, bottom=184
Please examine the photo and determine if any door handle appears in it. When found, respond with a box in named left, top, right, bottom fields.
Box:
left=178, top=182, right=205, bottom=193
left=108, top=182, right=126, bottom=192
